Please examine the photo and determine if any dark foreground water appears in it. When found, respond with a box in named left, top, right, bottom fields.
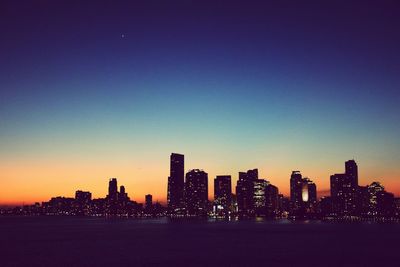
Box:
left=1, top=217, right=400, bottom=266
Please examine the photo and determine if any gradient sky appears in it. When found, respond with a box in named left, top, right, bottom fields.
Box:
left=1, top=1, right=400, bottom=205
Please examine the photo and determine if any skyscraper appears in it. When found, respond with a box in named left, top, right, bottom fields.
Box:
left=345, top=159, right=358, bottom=186
left=119, top=185, right=129, bottom=202
left=307, top=180, right=317, bottom=204
left=236, top=169, right=258, bottom=215
left=330, top=160, right=359, bottom=216
left=330, top=173, right=351, bottom=215
left=302, top=178, right=317, bottom=204
left=290, top=171, right=303, bottom=212
left=185, top=169, right=208, bottom=216
left=167, top=153, right=185, bottom=211
left=253, top=179, right=269, bottom=214
left=301, top=177, right=317, bottom=215
left=107, top=178, right=118, bottom=201
left=214, top=175, right=232, bottom=216
left=265, top=184, right=279, bottom=216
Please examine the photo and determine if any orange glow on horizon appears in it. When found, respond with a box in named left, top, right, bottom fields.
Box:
left=1, top=155, right=399, bottom=206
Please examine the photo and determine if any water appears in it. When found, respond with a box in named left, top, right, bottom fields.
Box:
left=0, top=216, right=399, bottom=266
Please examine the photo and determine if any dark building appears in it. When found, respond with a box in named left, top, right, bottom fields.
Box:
left=119, top=185, right=129, bottom=202
left=330, top=173, right=352, bottom=216
left=377, top=191, right=395, bottom=217
left=358, top=185, right=370, bottom=216
left=214, top=175, right=232, bottom=216
left=265, top=184, right=279, bottom=216
left=362, top=182, right=395, bottom=217
left=330, top=160, right=359, bottom=216
left=320, top=196, right=333, bottom=217
left=290, top=171, right=303, bottom=213
left=107, top=178, right=118, bottom=201
left=167, top=153, right=185, bottom=212
left=236, top=169, right=258, bottom=215
left=394, top=198, right=400, bottom=217
left=278, top=194, right=290, bottom=215
left=345, top=160, right=358, bottom=187
left=75, top=190, right=92, bottom=203
left=185, top=169, right=208, bottom=215
left=42, top=197, right=74, bottom=215
left=74, top=190, right=92, bottom=215
left=145, top=194, right=153, bottom=209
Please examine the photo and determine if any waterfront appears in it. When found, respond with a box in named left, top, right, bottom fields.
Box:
left=1, top=217, right=399, bottom=266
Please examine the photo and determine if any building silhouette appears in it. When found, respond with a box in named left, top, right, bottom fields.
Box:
left=346, top=160, right=358, bottom=186
left=107, top=178, right=118, bottom=201
left=119, top=186, right=129, bottom=202
left=265, top=184, right=279, bottom=216
left=290, top=171, right=303, bottom=214
left=74, top=190, right=92, bottom=215
left=214, top=175, right=232, bottom=216
left=75, top=190, right=92, bottom=203
left=167, top=153, right=185, bottom=212
left=185, top=169, right=208, bottom=216
left=301, top=177, right=317, bottom=215
left=330, top=160, right=359, bottom=216
left=236, top=169, right=258, bottom=215
left=2, top=154, right=399, bottom=221
left=145, top=194, right=153, bottom=209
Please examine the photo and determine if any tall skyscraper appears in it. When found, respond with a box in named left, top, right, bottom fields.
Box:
left=107, top=178, right=118, bottom=201
left=306, top=179, right=317, bottom=204
left=119, top=185, right=129, bottom=202
left=345, top=159, right=358, bottom=186
left=214, top=175, right=232, bottom=215
left=253, top=179, right=269, bottom=213
left=330, top=160, right=359, bottom=216
left=167, top=153, right=185, bottom=211
left=185, top=169, right=208, bottom=215
left=290, top=171, right=303, bottom=212
left=302, top=178, right=317, bottom=204
left=236, top=169, right=258, bottom=215
left=330, top=173, right=351, bottom=215
left=301, top=177, right=317, bottom=215
left=265, top=184, right=279, bottom=216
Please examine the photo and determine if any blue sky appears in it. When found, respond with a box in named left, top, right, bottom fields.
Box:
left=1, top=1, right=399, bottom=203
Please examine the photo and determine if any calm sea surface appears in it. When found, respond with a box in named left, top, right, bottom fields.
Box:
left=0, top=216, right=399, bottom=266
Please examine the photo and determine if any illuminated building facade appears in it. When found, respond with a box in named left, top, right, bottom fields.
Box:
left=253, top=179, right=269, bottom=214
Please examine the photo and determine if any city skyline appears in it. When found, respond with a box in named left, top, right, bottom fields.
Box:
left=1, top=152, right=398, bottom=207
left=3, top=154, right=398, bottom=222
left=2, top=2, right=400, bottom=266
left=1, top=1, right=400, bottom=205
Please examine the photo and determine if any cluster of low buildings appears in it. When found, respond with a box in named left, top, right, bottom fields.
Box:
left=2, top=153, right=400, bottom=221
left=2, top=179, right=165, bottom=217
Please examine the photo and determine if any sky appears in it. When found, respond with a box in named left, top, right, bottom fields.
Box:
left=1, top=1, right=400, bottom=205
